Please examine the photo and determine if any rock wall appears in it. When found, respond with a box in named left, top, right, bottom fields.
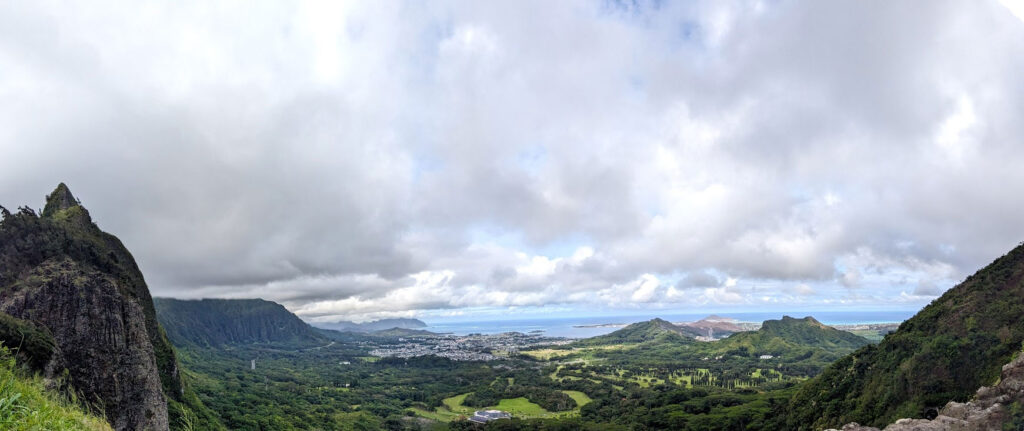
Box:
left=0, top=184, right=172, bottom=431
left=0, top=258, right=168, bottom=430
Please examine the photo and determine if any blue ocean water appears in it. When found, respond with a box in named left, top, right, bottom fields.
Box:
left=423, top=310, right=915, bottom=338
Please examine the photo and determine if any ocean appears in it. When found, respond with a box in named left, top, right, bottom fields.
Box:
left=422, top=310, right=915, bottom=338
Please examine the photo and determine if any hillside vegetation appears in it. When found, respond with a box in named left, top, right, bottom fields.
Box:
left=0, top=345, right=112, bottom=431
left=780, top=242, right=1024, bottom=430
left=714, top=316, right=870, bottom=354
left=155, top=298, right=327, bottom=347
left=578, top=318, right=697, bottom=345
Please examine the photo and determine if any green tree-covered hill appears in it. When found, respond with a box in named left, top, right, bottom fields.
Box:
left=715, top=316, right=870, bottom=353
left=578, top=318, right=698, bottom=345
left=780, top=242, right=1024, bottom=430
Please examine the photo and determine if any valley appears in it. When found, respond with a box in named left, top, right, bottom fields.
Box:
left=155, top=297, right=887, bottom=430
left=3, top=185, right=1024, bottom=430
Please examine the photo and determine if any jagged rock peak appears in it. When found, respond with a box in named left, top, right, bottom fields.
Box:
left=42, top=183, right=81, bottom=217
left=779, top=315, right=825, bottom=326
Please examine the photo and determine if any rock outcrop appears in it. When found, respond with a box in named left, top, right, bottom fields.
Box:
left=827, top=353, right=1024, bottom=431
left=0, top=184, right=185, bottom=430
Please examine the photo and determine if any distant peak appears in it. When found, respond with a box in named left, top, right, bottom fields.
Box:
left=772, top=315, right=825, bottom=328
left=700, top=315, right=737, bottom=322
left=42, top=183, right=80, bottom=217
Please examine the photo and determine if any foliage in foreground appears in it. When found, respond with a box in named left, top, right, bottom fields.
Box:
left=0, top=345, right=111, bottom=431
left=781, top=242, right=1024, bottom=430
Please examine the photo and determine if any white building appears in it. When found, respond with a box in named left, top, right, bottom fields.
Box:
left=468, top=410, right=511, bottom=424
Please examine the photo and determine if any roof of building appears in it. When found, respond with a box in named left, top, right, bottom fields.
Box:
left=469, top=410, right=511, bottom=422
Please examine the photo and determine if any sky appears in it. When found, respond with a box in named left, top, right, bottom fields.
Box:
left=2, top=1, right=1024, bottom=323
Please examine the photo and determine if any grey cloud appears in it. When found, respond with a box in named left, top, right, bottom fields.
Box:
left=1, top=1, right=1023, bottom=319
left=913, top=280, right=945, bottom=297
left=676, top=270, right=722, bottom=289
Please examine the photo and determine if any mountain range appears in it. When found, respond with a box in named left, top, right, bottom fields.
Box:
left=154, top=297, right=327, bottom=347
left=5, top=183, right=1024, bottom=429
left=311, top=318, right=428, bottom=332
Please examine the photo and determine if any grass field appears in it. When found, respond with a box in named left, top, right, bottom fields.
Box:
left=411, top=390, right=593, bottom=422
left=562, top=390, right=592, bottom=407
left=491, top=397, right=549, bottom=416
left=441, top=393, right=472, bottom=414
left=0, top=350, right=112, bottom=431
left=408, top=407, right=461, bottom=422
left=521, top=348, right=576, bottom=360
left=522, top=344, right=631, bottom=361
left=554, top=366, right=751, bottom=389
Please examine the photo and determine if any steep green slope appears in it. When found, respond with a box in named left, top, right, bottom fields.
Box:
left=0, top=345, right=112, bottom=431
left=781, top=243, right=1024, bottom=430
left=154, top=297, right=327, bottom=347
left=579, top=318, right=697, bottom=345
left=0, top=184, right=224, bottom=430
left=0, top=312, right=57, bottom=372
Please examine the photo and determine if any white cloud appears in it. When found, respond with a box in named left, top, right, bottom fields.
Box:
left=999, top=0, right=1024, bottom=22
left=1, top=0, right=1022, bottom=320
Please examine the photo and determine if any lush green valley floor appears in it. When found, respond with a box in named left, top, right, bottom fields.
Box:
left=170, top=317, right=865, bottom=430
left=412, top=390, right=593, bottom=422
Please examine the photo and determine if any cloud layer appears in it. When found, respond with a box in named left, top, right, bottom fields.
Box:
left=2, top=0, right=1024, bottom=321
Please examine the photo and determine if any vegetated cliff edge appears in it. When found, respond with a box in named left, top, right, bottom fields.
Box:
left=827, top=351, right=1024, bottom=431
left=0, top=184, right=223, bottom=431
left=779, top=242, right=1024, bottom=430
left=154, top=297, right=326, bottom=347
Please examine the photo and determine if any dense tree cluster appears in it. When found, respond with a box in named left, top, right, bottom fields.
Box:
left=781, top=243, right=1024, bottom=430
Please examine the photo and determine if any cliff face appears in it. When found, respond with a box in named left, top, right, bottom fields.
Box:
left=154, top=297, right=326, bottom=347
left=1, top=258, right=168, bottom=430
left=0, top=184, right=204, bottom=431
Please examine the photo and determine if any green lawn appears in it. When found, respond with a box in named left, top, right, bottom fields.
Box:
left=491, top=397, right=549, bottom=416
left=413, top=391, right=594, bottom=422
left=408, top=407, right=461, bottom=422
left=562, top=390, right=592, bottom=407
left=442, top=393, right=472, bottom=414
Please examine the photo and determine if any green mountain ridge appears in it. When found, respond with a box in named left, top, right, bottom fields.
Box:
left=578, top=318, right=697, bottom=345
left=154, top=297, right=327, bottom=348
left=780, top=242, right=1024, bottom=430
left=728, top=315, right=871, bottom=351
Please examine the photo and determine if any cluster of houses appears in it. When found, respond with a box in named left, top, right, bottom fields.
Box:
left=369, top=332, right=555, bottom=361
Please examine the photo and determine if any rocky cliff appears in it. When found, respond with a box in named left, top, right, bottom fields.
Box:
left=0, top=184, right=221, bottom=431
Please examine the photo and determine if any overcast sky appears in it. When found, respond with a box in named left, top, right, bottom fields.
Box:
left=2, top=1, right=1024, bottom=322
